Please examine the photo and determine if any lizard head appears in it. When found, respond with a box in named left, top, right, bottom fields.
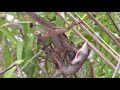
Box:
left=71, top=42, right=90, bottom=65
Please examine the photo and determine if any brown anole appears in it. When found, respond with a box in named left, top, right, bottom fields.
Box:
left=21, top=12, right=89, bottom=77
left=21, top=12, right=76, bottom=39
left=21, top=12, right=77, bottom=54
left=54, top=42, right=91, bottom=77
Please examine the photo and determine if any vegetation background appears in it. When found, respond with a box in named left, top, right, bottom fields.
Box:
left=0, top=12, right=120, bottom=78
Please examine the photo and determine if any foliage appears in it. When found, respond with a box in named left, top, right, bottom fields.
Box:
left=0, top=12, right=120, bottom=78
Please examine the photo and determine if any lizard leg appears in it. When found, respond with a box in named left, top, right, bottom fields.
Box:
left=53, top=21, right=81, bottom=35
left=40, top=21, right=80, bottom=39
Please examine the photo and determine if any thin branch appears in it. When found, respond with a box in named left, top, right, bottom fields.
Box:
left=57, top=12, right=120, bottom=74
left=0, top=64, right=17, bottom=75
left=0, top=64, right=24, bottom=78
left=112, top=58, right=120, bottom=78
left=86, top=12, right=120, bottom=47
left=66, top=12, right=120, bottom=63
left=106, top=12, right=120, bottom=32
left=74, top=12, right=120, bottom=59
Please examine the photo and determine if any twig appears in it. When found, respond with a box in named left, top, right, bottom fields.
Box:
left=0, top=64, right=24, bottom=78
left=112, top=58, right=120, bottom=78
left=57, top=12, right=120, bottom=74
left=106, top=12, right=120, bottom=32
left=0, top=64, right=17, bottom=75
left=66, top=12, right=120, bottom=63
left=73, top=12, right=120, bottom=60
left=86, top=12, right=120, bottom=47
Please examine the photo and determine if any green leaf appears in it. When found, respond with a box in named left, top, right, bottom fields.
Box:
left=4, top=60, right=24, bottom=78
left=13, top=60, right=24, bottom=65
left=4, top=67, right=16, bottom=78
left=17, top=41, right=24, bottom=60
left=72, top=38, right=83, bottom=45
left=65, top=30, right=71, bottom=38
left=4, top=44, right=13, bottom=68
left=23, top=35, right=34, bottom=60
left=0, top=27, right=17, bottom=45
left=21, top=23, right=30, bottom=40
left=17, top=21, right=31, bottom=24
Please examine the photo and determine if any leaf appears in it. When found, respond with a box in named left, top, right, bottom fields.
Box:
left=72, top=38, right=83, bottom=45
left=17, top=21, right=31, bottom=24
left=69, top=36, right=83, bottom=45
left=13, top=60, right=24, bottom=65
left=4, top=44, right=13, bottom=68
left=4, top=67, right=16, bottom=78
left=65, top=30, right=71, bottom=38
left=3, top=60, right=24, bottom=78
left=23, top=35, right=34, bottom=60
left=17, top=41, right=24, bottom=60
left=0, top=27, right=17, bottom=45
left=21, top=23, right=30, bottom=40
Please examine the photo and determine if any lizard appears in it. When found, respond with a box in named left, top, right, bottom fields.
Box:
left=54, top=42, right=91, bottom=77
left=21, top=12, right=77, bottom=49
left=20, top=12, right=77, bottom=59
left=20, top=12, right=90, bottom=77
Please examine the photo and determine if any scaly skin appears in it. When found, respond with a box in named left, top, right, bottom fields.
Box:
left=21, top=12, right=90, bottom=77
left=54, top=42, right=90, bottom=77
left=21, top=12, right=77, bottom=52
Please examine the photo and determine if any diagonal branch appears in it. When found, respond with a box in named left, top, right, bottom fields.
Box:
left=106, top=12, right=120, bottom=32
left=73, top=12, right=120, bottom=60
left=86, top=12, right=120, bottom=47
left=57, top=12, right=120, bottom=75
left=66, top=12, right=120, bottom=63
left=112, top=58, right=120, bottom=78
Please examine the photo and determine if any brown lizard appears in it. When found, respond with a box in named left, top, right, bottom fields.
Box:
left=54, top=42, right=91, bottom=77
left=21, top=12, right=77, bottom=55
left=20, top=12, right=90, bottom=77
